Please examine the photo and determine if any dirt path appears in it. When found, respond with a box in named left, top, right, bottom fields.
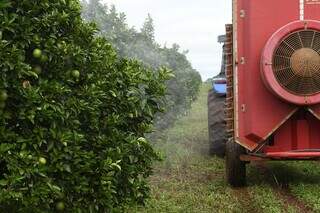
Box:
left=252, top=162, right=313, bottom=213
left=274, top=187, right=313, bottom=213
left=232, top=188, right=261, bottom=213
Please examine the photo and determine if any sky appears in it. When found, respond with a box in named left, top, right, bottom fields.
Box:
left=103, top=0, right=232, bottom=80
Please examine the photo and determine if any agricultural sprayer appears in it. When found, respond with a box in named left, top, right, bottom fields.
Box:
left=208, top=0, right=320, bottom=186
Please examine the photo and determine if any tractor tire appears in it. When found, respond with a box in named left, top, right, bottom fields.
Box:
left=226, top=139, right=246, bottom=187
left=207, top=89, right=226, bottom=157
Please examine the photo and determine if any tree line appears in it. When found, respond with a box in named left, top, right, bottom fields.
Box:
left=81, top=0, right=202, bottom=130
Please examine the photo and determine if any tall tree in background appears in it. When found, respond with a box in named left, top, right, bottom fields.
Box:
left=141, top=14, right=155, bottom=42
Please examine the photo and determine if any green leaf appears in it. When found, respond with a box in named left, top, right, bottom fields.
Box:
left=0, top=1, right=11, bottom=9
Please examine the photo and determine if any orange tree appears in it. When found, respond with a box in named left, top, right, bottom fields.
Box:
left=0, top=0, right=169, bottom=211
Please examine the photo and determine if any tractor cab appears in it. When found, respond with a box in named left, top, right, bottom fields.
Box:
left=212, top=35, right=227, bottom=96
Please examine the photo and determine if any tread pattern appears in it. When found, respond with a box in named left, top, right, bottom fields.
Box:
left=226, top=139, right=246, bottom=187
left=207, top=90, right=226, bottom=157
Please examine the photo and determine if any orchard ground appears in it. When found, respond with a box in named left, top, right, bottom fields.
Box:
left=129, top=84, right=320, bottom=213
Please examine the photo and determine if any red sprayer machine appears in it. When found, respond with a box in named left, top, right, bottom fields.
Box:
left=222, top=0, right=320, bottom=186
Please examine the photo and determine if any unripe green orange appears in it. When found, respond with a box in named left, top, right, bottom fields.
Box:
left=34, top=66, right=42, bottom=75
left=40, top=54, right=48, bottom=63
left=72, top=70, right=80, bottom=78
left=56, top=202, right=65, bottom=211
left=33, top=48, right=42, bottom=58
left=0, top=90, right=8, bottom=102
left=38, top=157, right=46, bottom=165
left=0, top=102, right=5, bottom=109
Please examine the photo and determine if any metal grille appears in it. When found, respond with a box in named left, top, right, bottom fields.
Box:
left=273, top=30, right=320, bottom=96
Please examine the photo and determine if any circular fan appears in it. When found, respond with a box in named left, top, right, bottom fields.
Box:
left=273, top=30, right=320, bottom=96
left=262, top=20, right=320, bottom=105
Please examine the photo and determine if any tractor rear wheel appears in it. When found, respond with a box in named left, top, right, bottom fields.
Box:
left=207, top=89, right=226, bottom=157
left=226, top=139, right=246, bottom=187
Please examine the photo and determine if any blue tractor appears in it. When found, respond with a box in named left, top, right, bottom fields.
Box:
left=207, top=35, right=227, bottom=157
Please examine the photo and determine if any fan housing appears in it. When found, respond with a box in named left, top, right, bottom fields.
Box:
left=262, top=20, right=320, bottom=105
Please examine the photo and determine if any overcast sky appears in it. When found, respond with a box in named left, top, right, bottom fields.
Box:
left=103, top=0, right=232, bottom=80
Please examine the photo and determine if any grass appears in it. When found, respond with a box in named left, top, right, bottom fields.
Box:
left=128, top=84, right=320, bottom=213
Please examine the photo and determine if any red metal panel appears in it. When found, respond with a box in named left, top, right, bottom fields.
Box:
left=305, top=0, right=320, bottom=20
left=305, top=0, right=320, bottom=119
left=263, top=111, right=320, bottom=152
left=306, top=112, right=320, bottom=147
left=264, top=119, right=294, bottom=153
left=296, top=120, right=310, bottom=150
left=235, top=0, right=300, bottom=150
